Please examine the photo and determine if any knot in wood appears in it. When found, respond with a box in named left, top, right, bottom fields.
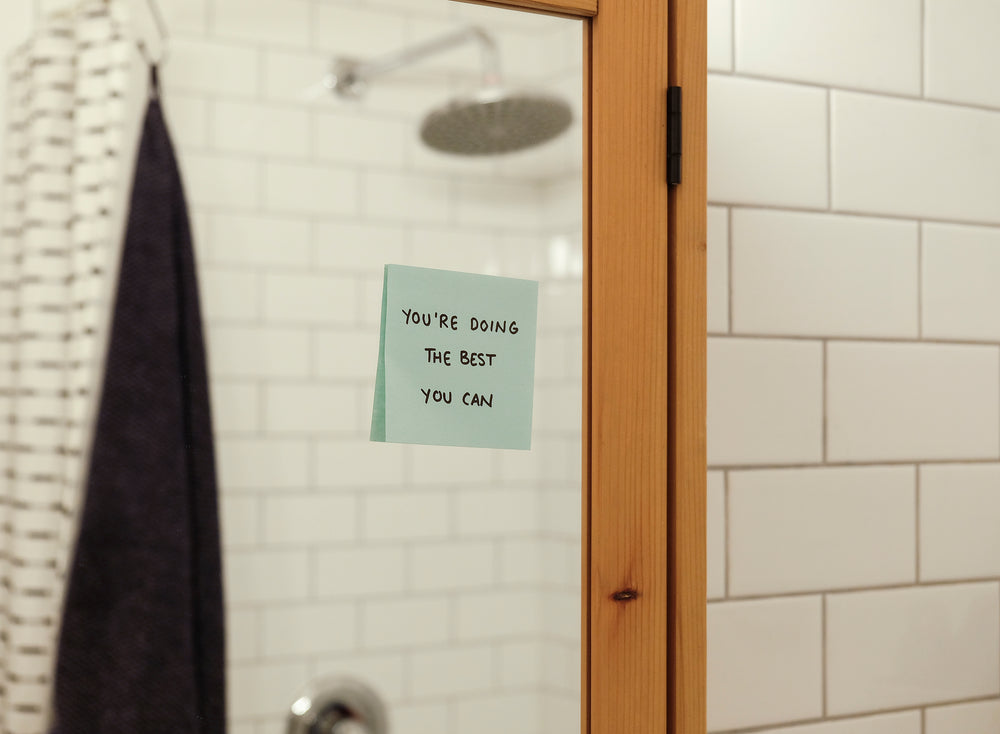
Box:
left=610, top=588, right=640, bottom=603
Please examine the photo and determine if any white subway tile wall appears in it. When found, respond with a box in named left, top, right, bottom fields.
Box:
left=922, top=222, right=1000, bottom=341
left=706, top=471, right=726, bottom=600
left=706, top=205, right=729, bottom=333
left=707, top=337, right=823, bottom=466
left=730, top=210, right=919, bottom=338
left=831, top=92, right=1000, bottom=224
left=728, top=466, right=916, bottom=596
left=709, top=0, right=1000, bottom=731
left=919, top=464, right=1000, bottom=582
left=826, top=341, right=1000, bottom=462
left=754, top=712, right=922, bottom=734
left=924, top=0, right=1000, bottom=110
left=707, top=596, right=824, bottom=731
left=708, top=76, right=828, bottom=208
left=735, top=0, right=922, bottom=95
left=706, top=0, right=732, bottom=72
left=826, top=584, right=1000, bottom=714
left=925, top=699, right=1000, bottom=733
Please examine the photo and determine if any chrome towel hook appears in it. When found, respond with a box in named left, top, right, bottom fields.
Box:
left=136, top=0, right=169, bottom=65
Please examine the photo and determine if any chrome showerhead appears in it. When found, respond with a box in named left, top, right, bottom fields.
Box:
left=420, top=87, right=572, bottom=156
left=326, top=26, right=573, bottom=157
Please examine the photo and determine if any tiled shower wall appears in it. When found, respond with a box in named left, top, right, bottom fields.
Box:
left=2, top=1, right=583, bottom=733
left=707, top=1, right=1000, bottom=732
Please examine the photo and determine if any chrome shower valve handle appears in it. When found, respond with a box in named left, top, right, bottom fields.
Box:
left=286, top=677, right=389, bottom=734
left=330, top=721, right=368, bottom=734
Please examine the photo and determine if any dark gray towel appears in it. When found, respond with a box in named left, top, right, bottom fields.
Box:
left=51, top=67, right=226, bottom=734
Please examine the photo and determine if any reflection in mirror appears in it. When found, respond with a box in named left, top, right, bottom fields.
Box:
left=0, top=0, right=583, bottom=730
left=162, top=2, right=583, bottom=732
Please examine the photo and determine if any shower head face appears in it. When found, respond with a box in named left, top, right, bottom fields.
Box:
left=420, top=88, right=573, bottom=156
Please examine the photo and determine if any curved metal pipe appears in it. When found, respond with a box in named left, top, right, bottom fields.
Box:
left=328, top=26, right=502, bottom=98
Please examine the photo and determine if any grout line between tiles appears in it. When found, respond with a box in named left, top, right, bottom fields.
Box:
left=707, top=332, right=1000, bottom=349
left=353, top=596, right=368, bottom=652
left=729, top=0, right=736, bottom=73
left=400, top=649, right=414, bottom=702
left=227, top=583, right=570, bottom=611
left=493, top=537, right=504, bottom=585
left=727, top=206, right=734, bottom=334
left=356, top=490, right=369, bottom=550
left=253, top=42, right=266, bottom=102
left=822, top=340, right=828, bottom=464
left=723, top=469, right=731, bottom=599
left=446, top=696, right=458, bottom=734
left=491, top=639, right=504, bottom=687
left=709, top=201, right=1000, bottom=230
left=916, top=222, right=924, bottom=340
left=705, top=576, right=1000, bottom=604
left=255, top=381, right=266, bottom=434
left=920, top=0, right=927, bottom=98
left=709, top=458, right=999, bottom=471
left=709, top=697, right=1000, bottom=734
left=253, top=493, right=266, bottom=548
left=821, top=594, right=828, bottom=717
left=447, top=593, right=459, bottom=646
left=307, top=0, right=319, bottom=52
left=305, top=438, right=316, bottom=490
left=915, top=464, right=922, bottom=583
left=825, top=89, right=832, bottom=211
left=255, top=157, right=268, bottom=212
left=706, top=69, right=1000, bottom=116
left=304, top=548, right=318, bottom=603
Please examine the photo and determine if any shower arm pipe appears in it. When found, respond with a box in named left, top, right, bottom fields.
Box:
left=343, top=26, right=502, bottom=90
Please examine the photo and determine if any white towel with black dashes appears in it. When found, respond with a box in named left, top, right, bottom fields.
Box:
left=0, top=4, right=129, bottom=732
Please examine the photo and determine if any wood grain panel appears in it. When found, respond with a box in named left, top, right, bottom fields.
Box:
left=454, top=0, right=597, bottom=18
left=667, top=2, right=707, bottom=734
left=581, top=22, right=594, bottom=734
left=449, top=2, right=707, bottom=734
left=587, top=3, right=671, bottom=734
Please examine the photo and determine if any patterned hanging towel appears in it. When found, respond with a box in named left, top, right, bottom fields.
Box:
left=0, top=5, right=129, bottom=732
left=49, top=65, right=226, bottom=734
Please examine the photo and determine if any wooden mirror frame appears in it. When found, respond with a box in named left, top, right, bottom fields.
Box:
left=453, top=2, right=706, bottom=734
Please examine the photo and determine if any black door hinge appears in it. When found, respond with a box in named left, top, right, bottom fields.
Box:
left=667, top=86, right=682, bottom=186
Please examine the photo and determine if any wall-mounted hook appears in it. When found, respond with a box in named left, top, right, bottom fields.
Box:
left=135, top=0, right=169, bottom=66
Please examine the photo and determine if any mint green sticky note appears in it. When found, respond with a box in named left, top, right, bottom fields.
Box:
left=369, top=268, right=389, bottom=443
left=370, top=265, right=539, bottom=450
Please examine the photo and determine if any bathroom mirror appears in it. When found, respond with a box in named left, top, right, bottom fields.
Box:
left=155, top=3, right=591, bottom=731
